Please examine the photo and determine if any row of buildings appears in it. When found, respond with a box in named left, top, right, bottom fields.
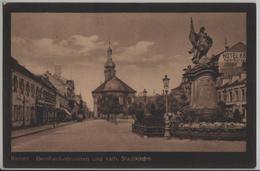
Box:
left=180, top=41, right=247, bottom=122
left=10, top=56, right=88, bottom=129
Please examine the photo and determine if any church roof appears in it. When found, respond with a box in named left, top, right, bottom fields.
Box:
left=227, top=42, right=246, bottom=52
left=92, top=76, right=136, bottom=94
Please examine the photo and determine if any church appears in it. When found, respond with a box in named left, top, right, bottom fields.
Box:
left=92, top=43, right=136, bottom=118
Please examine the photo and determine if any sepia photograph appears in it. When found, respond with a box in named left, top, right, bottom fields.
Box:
left=2, top=2, right=256, bottom=169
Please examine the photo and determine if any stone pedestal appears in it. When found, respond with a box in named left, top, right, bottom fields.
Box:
left=188, top=63, right=219, bottom=120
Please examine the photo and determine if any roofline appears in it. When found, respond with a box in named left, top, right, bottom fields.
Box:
left=217, top=80, right=246, bottom=89
left=92, top=76, right=136, bottom=93
left=92, top=90, right=136, bottom=94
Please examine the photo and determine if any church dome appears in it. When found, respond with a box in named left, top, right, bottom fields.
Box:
left=92, top=76, right=136, bottom=94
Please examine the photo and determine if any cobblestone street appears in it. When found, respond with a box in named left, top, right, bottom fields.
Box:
left=12, top=119, right=246, bottom=152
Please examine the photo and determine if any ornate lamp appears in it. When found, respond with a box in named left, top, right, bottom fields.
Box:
left=163, top=75, right=170, bottom=91
left=162, top=74, right=171, bottom=139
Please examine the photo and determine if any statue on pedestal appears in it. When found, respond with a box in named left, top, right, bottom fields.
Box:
left=189, top=17, right=213, bottom=64
left=180, top=18, right=219, bottom=122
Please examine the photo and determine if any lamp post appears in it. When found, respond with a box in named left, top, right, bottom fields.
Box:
left=143, top=89, right=147, bottom=117
left=163, top=74, right=171, bottom=138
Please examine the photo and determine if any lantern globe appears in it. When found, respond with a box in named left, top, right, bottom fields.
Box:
left=163, top=74, right=170, bottom=89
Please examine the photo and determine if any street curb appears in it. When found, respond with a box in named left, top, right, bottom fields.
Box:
left=11, top=121, right=76, bottom=139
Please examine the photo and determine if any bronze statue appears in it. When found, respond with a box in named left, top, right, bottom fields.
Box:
left=189, top=17, right=213, bottom=64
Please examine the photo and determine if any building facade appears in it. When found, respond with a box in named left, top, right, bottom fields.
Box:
left=44, top=71, right=71, bottom=121
left=92, top=44, right=136, bottom=118
left=216, top=72, right=246, bottom=113
left=215, top=42, right=247, bottom=121
left=10, top=57, right=57, bottom=128
left=11, top=57, right=38, bottom=128
left=35, top=76, right=57, bottom=125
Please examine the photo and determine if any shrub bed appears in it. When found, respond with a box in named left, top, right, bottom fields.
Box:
left=132, top=117, right=165, bottom=137
left=172, top=122, right=246, bottom=140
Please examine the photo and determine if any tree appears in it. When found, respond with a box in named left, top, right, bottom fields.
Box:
left=150, top=103, right=156, bottom=116
left=169, top=88, right=188, bottom=114
left=152, top=95, right=165, bottom=120
left=128, top=102, right=144, bottom=121
left=99, top=94, right=123, bottom=121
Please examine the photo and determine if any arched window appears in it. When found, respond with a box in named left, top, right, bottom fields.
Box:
left=119, top=96, right=124, bottom=105
left=13, top=75, right=18, bottom=92
left=127, top=97, right=132, bottom=104
left=19, top=78, right=24, bottom=94
left=26, top=81, right=30, bottom=96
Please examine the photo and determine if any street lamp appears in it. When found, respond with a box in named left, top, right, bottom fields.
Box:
left=163, top=75, right=170, bottom=114
left=163, top=74, right=171, bottom=138
left=143, top=89, right=147, bottom=117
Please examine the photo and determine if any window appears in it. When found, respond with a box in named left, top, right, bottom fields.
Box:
left=26, top=81, right=30, bottom=96
left=39, top=89, right=43, bottom=98
left=20, top=105, right=24, bottom=121
left=13, top=75, right=18, bottom=92
left=16, top=106, right=18, bottom=121
left=18, top=105, right=21, bottom=121
left=128, top=97, right=132, bottom=104
left=235, top=89, right=239, bottom=101
left=119, top=96, right=123, bottom=105
left=218, top=92, right=221, bottom=101
left=36, top=87, right=39, bottom=97
left=12, top=105, right=15, bottom=121
left=242, top=89, right=245, bottom=101
left=26, top=107, right=30, bottom=121
left=31, top=84, right=35, bottom=97
left=19, top=78, right=24, bottom=94
left=229, top=91, right=233, bottom=102
left=223, top=90, right=227, bottom=102
left=14, top=105, right=18, bottom=121
left=36, top=87, right=42, bottom=99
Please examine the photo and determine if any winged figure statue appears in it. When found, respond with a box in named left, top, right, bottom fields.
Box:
left=189, top=17, right=213, bottom=64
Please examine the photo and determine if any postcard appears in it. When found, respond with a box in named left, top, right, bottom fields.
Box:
left=2, top=2, right=256, bottom=169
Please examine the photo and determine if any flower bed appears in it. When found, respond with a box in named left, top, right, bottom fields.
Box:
left=132, top=120, right=165, bottom=137
left=172, top=122, right=246, bottom=140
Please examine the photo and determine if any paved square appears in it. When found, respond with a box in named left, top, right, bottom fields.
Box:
left=12, top=119, right=246, bottom=152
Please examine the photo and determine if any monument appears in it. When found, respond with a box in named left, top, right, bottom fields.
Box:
left=185, top=18, right=219, bottom=121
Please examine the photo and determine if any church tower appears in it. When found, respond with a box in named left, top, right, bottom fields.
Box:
left=104, top=41, right=116, bottom=81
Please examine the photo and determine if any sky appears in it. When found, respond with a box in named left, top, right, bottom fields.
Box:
left=11, top=13, right=246, bottom=110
